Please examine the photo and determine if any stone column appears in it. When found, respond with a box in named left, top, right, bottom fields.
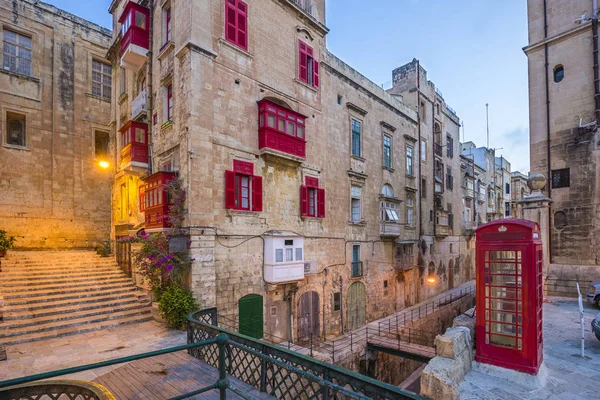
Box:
left=516, top=174, right=551, bottom=284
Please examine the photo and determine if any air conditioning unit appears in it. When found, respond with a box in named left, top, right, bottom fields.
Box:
left=304, top=260, right=318, bottom=275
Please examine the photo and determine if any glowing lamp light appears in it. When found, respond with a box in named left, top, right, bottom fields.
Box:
left=98, top=160, right=110, bottom=169
left=427, top=276, right=437, bottom=284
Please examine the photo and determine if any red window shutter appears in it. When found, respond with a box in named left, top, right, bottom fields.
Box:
left=237, top=1, right=248, bottom=50
left=225, top=0, right=237, bottom=45
left=300, top=185, right=308, bottom=216
left=317, top=188, right=325, bottom=218
left=298, top=41, right=308, bottom=83
left=225, top=170, right=236, bottom=209
left=252, top=175, right=262, bottom=212
left=139, top=186, right=145, bottom=212
left=313, top=60, right=319, bottom=88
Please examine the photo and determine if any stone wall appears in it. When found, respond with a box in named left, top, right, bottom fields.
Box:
left=0, top=0, right=112, bottom=249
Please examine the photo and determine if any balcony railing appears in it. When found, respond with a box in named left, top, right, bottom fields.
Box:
left=380, top=221, right=401, bottom=237
left=434, top=142, right=443, bottom=157
left=351, top=261, right=363, bottom=277
left=436, top=224, right=450, bottom=237
left=131, top=90, right=147, bottom=119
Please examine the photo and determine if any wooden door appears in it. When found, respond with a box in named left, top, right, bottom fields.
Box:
left=238, top=294, right=263, bottom=339
left=297, top=291, right=319, bottom=342
left=347, top=281, right=366, bottom=331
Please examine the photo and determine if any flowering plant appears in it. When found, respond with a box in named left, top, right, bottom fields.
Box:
left=166, top=178, right=186, bottom=228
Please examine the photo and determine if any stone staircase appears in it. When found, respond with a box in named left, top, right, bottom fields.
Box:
left=0, top=251, right=152, bottom=346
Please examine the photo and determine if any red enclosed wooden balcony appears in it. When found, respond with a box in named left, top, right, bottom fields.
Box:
left=119, top=120, right=148, bottom=172
left=258, top=99, right=306, bottom=159
left=142, top=171, right=177, bottom=230
left=119, top=1, right=150, bottom=71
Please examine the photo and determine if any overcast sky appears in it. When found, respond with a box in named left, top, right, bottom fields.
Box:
left=49, top=0, right=530, bottom=173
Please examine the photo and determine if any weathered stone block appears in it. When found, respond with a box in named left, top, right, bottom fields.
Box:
left=421, top=357, right=460, bottom=400
left=452, top=307, right=475, bottom=342
left=435, top=326, right=471, bottom=359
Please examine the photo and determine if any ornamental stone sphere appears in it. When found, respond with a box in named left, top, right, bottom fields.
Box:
left=528, top=173, right=546, bottom=191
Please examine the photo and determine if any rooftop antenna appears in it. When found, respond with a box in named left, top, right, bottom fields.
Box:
left=486, top=103, right=490, bottom=149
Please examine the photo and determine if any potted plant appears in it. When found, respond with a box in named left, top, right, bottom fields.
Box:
left=0, top=230, right=16, bottom=258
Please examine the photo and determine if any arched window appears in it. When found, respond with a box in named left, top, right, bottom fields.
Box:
left=553, top=65, right=564, bottom=83
left=381, top=184, right=394, bottom=198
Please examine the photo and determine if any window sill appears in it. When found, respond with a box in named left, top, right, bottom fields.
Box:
left=294, top=78, right=318, bottom=92
left=2, top=144, right=30, bottom=151
left=0, top=68, right=40, bottom=83
left=161, top=120, right=174, bottom=133
left=118, top=92, right=128, bottom=104
left=350, top=155, right=366, bottom=162
left=349, top=220, right=367, bottom=226
left=226, top=208, right=261, bottom=217
left=301, top=215, right=323, bottom=221
left=383, top=166, right=395, bottom=173
left=158, top=41, right=175, bottom=60
left=86, top=93, right=111, bottom=103
left=218, top=38, right=253, bottom=59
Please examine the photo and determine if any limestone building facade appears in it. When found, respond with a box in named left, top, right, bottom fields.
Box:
left=525, top=0, right=600, bottom=270
left=107, top=0, right=471, bottom=342
left=0, top=0, right=112, bottom=249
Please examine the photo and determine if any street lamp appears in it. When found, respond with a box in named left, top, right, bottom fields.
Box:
left=98, top=160, right=110, bottom=170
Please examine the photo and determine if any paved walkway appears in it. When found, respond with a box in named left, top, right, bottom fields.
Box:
left=0, top=320, right=187, bottom=381
left=460, top=297, right=600, bottom=400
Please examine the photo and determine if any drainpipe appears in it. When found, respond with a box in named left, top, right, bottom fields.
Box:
left=339, top=275, right=344, bottom=334
left=417, top=61, right=422, bottom=240
left=592, top=3, right=600, bottom=123
left=543, top=0, right=553, bottom=262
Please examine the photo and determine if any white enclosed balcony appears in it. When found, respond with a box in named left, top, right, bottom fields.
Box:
left=131, top=90, right=147, bottom=120
left=264, top=232, right=305, bottom=284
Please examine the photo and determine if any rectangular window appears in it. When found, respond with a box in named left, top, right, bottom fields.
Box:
left=420, top=140, right=427, bottom=161
left=505, top=182, right=510, bottom=194
left=351, top=185, right=361, bottom=222
left=446, top=166, right=453, bottom=190
left=352, top=245, right=362, bottom=277
left=446, top=135, right=454, bottom=158
left=422, top=178, right=427, bottom=199
left=164, top=7, right=172, bottom=44
left=120, top=68, right=127, bottom=95
left=167, top=84, right=173, bottom=121
left=420, top=101, right=426, bottom=120
left=225, top=0, right=248, bottom=50
left=406, top=198, right=414, bottom=226
left=91, top=59, right=112, bottom=100
left=3, top=29, right=32, bottom=76
left=381, top=201, right=400, bottom=222
left=120, top=183, right=128, bottom=220
left=406, top=145, right=414, bottom=176
left=275, top=249, right=283, bottom=262
left=94, top=131, right=109, bottom=160
left=225, top=161, right=262, bottom=212
left=351, top=119, right=361, bottom=157
left=296, top=247, right=303, bottom=261
left=551, top=168, right=570, bottom=188
left=5, top=111, right=26, bottom=147
left=300, top=178, right=325, bottom=218
left=333, top=292, right=341, bottom=312
left=383, top=135, right=392, bottom=168
left=298, top=40, right=319, bottom=87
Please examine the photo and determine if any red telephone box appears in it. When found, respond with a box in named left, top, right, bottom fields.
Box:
left=475, top=219, right=543, bottom=374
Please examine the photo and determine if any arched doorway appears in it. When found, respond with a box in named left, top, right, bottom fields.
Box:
left=238, top=294, right=263, bottom=339
left=297, top=291, right=319, bottom=342
left=448, top=259, right=455, bottom=289
left=347, top=281, right=366, bottom=331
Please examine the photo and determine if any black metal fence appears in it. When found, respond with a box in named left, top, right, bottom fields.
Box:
left=189, top=309, right=429, bottom=400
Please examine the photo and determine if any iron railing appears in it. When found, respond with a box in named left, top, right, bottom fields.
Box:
left=0, top=337, right=262, bottom=400
left=351, top=262, right=363, bottom=277
left=189, top=309, right=428, bottom=400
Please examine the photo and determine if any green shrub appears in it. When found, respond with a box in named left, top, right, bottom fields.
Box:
left=158, top=283, right=198, bottom=329
left=95, top=241, right=111, bottom=257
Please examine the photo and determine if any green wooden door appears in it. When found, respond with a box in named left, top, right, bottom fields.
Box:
left=238, top=294, right=263, bottom=339
left=347, top=282, right=366, bottom=331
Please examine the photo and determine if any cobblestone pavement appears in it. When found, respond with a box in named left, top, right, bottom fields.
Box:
left=0, top=320, right=187, bottom=381
left=460, top=297, right=600, bottom=400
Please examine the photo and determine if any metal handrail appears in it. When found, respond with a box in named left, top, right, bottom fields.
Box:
left=189, top=309, right=428, bottom=400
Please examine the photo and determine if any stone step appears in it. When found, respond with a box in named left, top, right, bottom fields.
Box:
left=0, top=308, right=153, bottom=340
left=1, top=275, right=132, bottom=288
left=0, top=314, right=154, bottom=346
left=2, top=285, right=138, bottom=302
left=1, top=278, right=134, bottom=294
left=0, top=302, right=151, bottom=329
left=1, top=261, right=119, bottom=269
left=0, top=269, right=125, bottom=281
left=4, top=291, right=147, bottom=310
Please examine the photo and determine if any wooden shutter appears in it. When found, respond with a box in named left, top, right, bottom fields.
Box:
left=252, top=175, right=262, bottom=212
left=313, top=60, right=319, bottom=88
left=139, top=186, right=145, bottom=212
left=298, top=41, right=308, bottom=83
left=225, top=170, right=236, bottom=209
left=317, top=188, right=325, bottom=218
left=300, top=185, right=308, bottom=216
left=237, top=0, right=248, bottom=50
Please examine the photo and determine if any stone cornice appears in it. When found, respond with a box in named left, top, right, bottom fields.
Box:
left=523, top=22, right=591, bottom=54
